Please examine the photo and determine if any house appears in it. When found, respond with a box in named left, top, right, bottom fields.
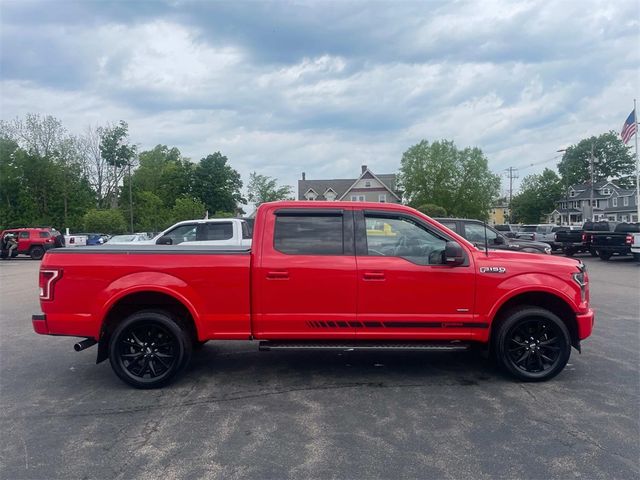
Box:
left=547, top=180, right=638, bottom=224
left=297, top=165, right=402, bottom=203
left=489, top=199, right=509, bottom=225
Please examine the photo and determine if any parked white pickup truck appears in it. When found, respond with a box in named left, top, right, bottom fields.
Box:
left=144, top=218, right=252, bottom=247
left=631, top=232, right=640, bottom=261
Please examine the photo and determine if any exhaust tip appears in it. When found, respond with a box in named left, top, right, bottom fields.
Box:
left=74, top=338, right=97, bottom=352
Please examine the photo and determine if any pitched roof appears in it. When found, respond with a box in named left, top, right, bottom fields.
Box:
left=297, top=171, right=399, bottom=200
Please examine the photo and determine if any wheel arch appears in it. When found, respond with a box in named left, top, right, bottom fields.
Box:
left=489, top=291, right=580, bottom=352
left=96, top=289, right=199, bottom=363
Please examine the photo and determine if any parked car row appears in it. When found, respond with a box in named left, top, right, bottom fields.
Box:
left=554, top=220, right=640, bottom=261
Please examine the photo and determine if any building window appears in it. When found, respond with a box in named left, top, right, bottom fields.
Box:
left=350, top=195, right=365, bottom=201
left=324, top=190, right=336, bottom=201
left=623, top=196, right=629, bottom=206
left=612, top=197, right=618, bottom=207
left=304, top=190, right=317, bottom=201
left=570, top=190, right=576, bottom=197
left=378, top=194, right=386, bottom=203
left=602, top=188, right=611, bottom=195
left=364, top=181, right=371, bottom=187
left=622, top=215, right=629, bottom=222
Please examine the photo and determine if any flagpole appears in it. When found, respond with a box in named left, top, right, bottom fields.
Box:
left=635, top=98, right=639, bottom=222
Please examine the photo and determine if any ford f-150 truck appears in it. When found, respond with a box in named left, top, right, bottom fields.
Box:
left=33, top=202, right=594, bottom=388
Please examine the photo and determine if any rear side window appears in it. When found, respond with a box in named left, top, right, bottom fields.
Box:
left=274, top=215, right=343, bottom=255
left=204, top=223, right=233, bottom=240
left=39, top=232, right=51, bottom=238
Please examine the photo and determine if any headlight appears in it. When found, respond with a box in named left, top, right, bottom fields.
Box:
left=573, top=271, right=587, bottom=303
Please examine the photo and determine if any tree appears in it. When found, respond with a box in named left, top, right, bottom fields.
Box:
left=171, top=196, right=206, bottom=223
left=557, top=131, right=635, bottom=187
left=83, top=209, right=127, bottom=234
left=510, top=169, right=563, bottom=223
left=192, top=152, right=245, bottom=214
left=415, top=203, right=447, bottom=217
left=399, top=140, right=500, bottom=220
left=247, top=172, right=293, bottom=207
left=99, top=121, right=137, bottom=209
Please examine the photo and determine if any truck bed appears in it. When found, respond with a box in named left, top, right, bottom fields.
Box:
left=40, top=245, right=252, bottom=340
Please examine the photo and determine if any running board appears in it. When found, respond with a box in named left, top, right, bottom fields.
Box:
left=258, top=340, right=470, bottom=352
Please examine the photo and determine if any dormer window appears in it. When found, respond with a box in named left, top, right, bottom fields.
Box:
left=569, top=190, right=576, bottom=197
left=304, top=189, right=318, bottom=201
left=324, top=189, right=337, bottom=201
left=602, top=188, right=611, bottom=195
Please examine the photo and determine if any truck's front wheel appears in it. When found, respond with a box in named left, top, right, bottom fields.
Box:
left=109, top=311, right=192, bottom=389
left=495, top=307, right=571, bottom=381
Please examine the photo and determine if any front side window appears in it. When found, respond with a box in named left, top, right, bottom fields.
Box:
left=162, top=224, right=197, bottom=244
left=39, top=232, right=51, bottom=238
left=19, top=231, right=29, bottom=239
left=364, top=215, right=447, bottom=265
left=274, top=215, right=343, bottom=255
left=464, top=223, right=498, bottom=243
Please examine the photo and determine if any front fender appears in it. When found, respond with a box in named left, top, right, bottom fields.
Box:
left=486, top=272, right=579, bottom=321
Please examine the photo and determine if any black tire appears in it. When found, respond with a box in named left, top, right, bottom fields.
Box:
left=633, top=253, right=640, bottom=262
left=564, top=248, right=575, bottom=257
left=598, top=250, right=612, bottom=261
left=589, top=248, right=598, bottom=257
left=108, top=310, right=192, bottom=389
left=30, top=246, right=45, bottom=260
left=495, top=307, right=571, bottom=382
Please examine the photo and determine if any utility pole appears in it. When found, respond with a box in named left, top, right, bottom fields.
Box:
left=505, top=167, right=519, bottom=223
left=589, top=143, right=595, bottom=222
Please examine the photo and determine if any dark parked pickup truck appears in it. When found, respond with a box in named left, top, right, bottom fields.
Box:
left=33, top=202, right=593, bottom=388
left=434, top=218, right=552, bottom=255
left=591, top=223, right=640, bottom=260
left=557, top=221, right=620, bottom=257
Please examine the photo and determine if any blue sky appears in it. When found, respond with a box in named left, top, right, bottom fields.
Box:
left=1, top=0, right=638, bottom=195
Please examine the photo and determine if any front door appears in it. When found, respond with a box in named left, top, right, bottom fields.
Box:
left=253, top=208, right=357, bottom=339
left=356, top=211, right=477, bottom=339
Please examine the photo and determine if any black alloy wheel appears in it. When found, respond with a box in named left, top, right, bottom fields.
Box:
left=109, top=311, right=191, bottom=388
left=30, top=246, right=45, bottom=260
left=496, top=307, right=571, bottom=381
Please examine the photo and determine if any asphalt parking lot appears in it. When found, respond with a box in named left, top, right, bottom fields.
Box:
left=0, top=255, right=639, bottom=480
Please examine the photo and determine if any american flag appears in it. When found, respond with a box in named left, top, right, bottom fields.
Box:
left=620, top=108, right=637, bottom=144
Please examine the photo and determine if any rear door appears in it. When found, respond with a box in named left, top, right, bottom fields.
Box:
left=253, top=208, right=357, bottom=338
left=356, top=210, right=477, bottom=339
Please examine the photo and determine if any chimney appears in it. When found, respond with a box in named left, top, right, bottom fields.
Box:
left=361, top=165, right=367, bottom=174
left=302, top=172, right=306, bottom=181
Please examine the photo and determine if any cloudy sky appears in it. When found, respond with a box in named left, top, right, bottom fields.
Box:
left=1, top=0, right=638, bottom=195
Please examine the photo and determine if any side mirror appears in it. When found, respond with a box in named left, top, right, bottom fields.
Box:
left=443, top=241, right=465, bottom=266
left=156, top=235, right=173, bottom=245
left=494, top=235, right=505, bottom=245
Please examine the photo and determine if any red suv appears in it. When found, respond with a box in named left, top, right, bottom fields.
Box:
left=0, top=227, right=64, bottom=260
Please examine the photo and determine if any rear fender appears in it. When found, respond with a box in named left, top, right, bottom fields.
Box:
left=97, top=272, right=203, bottom=336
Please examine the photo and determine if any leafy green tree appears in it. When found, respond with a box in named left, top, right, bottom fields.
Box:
left=83, top=209, right=127, bottom=234
left=192, top=152, right=245, bottom=214
left=171, top=196, right=206, bottom=223
left=399, top=140, right=500, bottom=220
left=247, top=172, right=293, bottom=207
left=510, top=169, right=563, bottom=223
left=99, top=121, right=137, bottom=208
left=557, top=131, right=635, bottom=187
left=130, top=191, right=168, bottom=233
left=415, top=203, right=447, bottom=217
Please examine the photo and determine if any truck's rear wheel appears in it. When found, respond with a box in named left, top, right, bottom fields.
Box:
left=598, top=251, right=612, bottom=261
left=30, top=246, right=45, bottom=260
left=109, top=310, right=192, bottom=389
left=495, top=307, right=571, bottom=381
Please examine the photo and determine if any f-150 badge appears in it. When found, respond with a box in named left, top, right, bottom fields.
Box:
left=480, top=266, right=507, bottom=274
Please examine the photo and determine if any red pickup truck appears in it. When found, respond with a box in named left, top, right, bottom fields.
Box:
left=33, top=202, right=594, bottom=388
